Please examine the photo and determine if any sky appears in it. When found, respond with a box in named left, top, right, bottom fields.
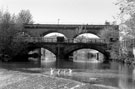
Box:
left=45, top=33, right=99, bottom=38
left=0, top=0, right=120, bottom=24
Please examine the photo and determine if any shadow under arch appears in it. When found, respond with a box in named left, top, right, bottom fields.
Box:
left=13, top=43, right=57, bottom=62
left=73, top=33, right=100, bottom=43
left=27, top=43, right=57, bottom=56
left=72, top=48, right=103, bottom=62
left=64, top=46, right=110, bottom=62
left=40, top=48, right=56, bottom=62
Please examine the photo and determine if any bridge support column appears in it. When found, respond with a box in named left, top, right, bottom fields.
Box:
left=55, top=45, right=65, bottom=68
left=37, top=48, right=41, bottom=65
left=103, top=52, right=110, bottom=63
left=56, top=46, right=65, bottom=59
left=96, top=53, right=99, bottom=60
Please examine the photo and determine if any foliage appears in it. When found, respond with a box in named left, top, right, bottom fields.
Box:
left=99, top=26, right=119, bottom=42
left=99, top=26, right=120, bottom=59
left=0, top=11, right=17, bottom=53
left=0, top=9, right=33, bottom=60
left=116, top=0, right=135, bottom=61
left=17, top=10, right=33, bottom=24
left=75, top=35, right=89, bottom=43
left=117, top=0, right=135, bottom=39
left=109, top=42, right=120, bottom=59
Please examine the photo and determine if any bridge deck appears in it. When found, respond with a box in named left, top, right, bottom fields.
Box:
left=14, top=37, right=109, bottom=44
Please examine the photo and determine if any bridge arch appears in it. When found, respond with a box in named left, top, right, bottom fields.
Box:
left=73, top=33, right=100, bottom=43
left=40, top=31, right=68, bottom=39
left=40, top=48, right=56, bottom=62
left=73, top=32, right=101, bottom=39
left=72, top=48, right=104, bottom=62
left=64, top=45, right=109, bottom=61
left=25, top=44, right=57, bottom=62
left=74, top=33, right=100, bottom=39
left=20, top=43, right=57, bottom=62
left=27, top=43, right=57, bottom=56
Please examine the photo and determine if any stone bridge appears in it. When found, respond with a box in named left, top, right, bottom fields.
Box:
left=15, top=24, right=119, bottom=61
left=21, top=37, right=110, bottom=61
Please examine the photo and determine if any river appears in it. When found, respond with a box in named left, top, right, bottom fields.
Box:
left=0, top=58, right=135, bottom=89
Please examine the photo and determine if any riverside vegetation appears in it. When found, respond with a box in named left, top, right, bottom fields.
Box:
left=0, top=9, right=33, bottom=62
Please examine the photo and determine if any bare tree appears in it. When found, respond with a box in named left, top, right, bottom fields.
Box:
left=16, top=10, right=33, bottom=24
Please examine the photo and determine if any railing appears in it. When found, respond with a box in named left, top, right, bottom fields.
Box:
left=14, top=37, right=108, bottom=44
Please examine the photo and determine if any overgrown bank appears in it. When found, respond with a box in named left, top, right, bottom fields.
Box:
left=0, top=10, right=33, bottom=62
left=107, top=40, right=135, bottom=65
left=99, top=25, right=135, bottom=65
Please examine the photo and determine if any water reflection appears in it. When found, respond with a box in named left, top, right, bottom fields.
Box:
left=118, top=64, right=135, bottom=89
left=133, top=67, right=135, bottom=80
left=33, top=48, right=104, bottom=63
left=0, top=58, right=135, bottom=89
left=41, top=61, right=56, bottom=68
left=41, top=60, right=135, bottom=89
left=41, top=48, right=56, bottom=62
left=21, top=49, right=135, bottom=89
left=73, top=49, right=104, bottom=63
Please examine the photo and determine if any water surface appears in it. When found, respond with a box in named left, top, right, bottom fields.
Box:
left=0, top=59, right=135, bottom=89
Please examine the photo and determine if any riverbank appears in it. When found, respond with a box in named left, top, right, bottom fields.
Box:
left=0, top=69, right=87, bottom=89
left=0, top=68, right=123, bottom=89
left=112, top=57, right=135, bottom=66
left=0, top=60, right=134, bottom=89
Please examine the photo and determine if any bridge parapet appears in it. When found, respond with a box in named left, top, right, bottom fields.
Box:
left=14, top=37, right=109, bottom=44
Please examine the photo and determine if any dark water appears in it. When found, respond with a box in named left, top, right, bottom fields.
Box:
left=0, top=59, right=135, bottom=89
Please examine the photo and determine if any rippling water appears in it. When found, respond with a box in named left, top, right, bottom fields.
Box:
left=0, top=58, right=135, bottom=89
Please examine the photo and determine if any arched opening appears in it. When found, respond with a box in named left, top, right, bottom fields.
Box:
left=74, top=33, right=100, bottom=43
left=43, top=32, right=67, bottom=42
left=69, top=48, right=104, bottom=63
left=41, top=48, right=56, bottom=62
left=28, top=48, right=56, bottom=62
left=28, top=48, right=41, bottom=62
left=75, top=33, right=100, bottom=39
left=71, top=33, right=103, bottom=63
left=44, top=32, right=66, bottom=37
